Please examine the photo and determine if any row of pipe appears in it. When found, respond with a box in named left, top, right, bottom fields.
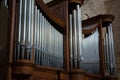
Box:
left=104, top=23, right=116, bottom=75
left=69, top=5, right=82, bottom=69
left=14, top=0, right=63, bottom=69
left=34, top=6, right=63, bottom=68
left=14, top=0, right=34, bottom=60
left=69, top=3, right=116, bottom=74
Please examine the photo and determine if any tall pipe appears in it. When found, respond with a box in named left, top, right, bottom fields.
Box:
left=31, top=0, right=34, bottom=46
left=76, top=4, right=82, bottom=68
left=108, top=24, right=116, bottom=74
left=34, top=6, right=37, bottom=64
left=21, top=0, right=27, bottom=59
left=110, top=24, right=116, bottom=70
left=72, top=9, right=77, bottom=68
left=69, top=14, right=73, bottom=68
left=17, top=0, right=22, bottom=59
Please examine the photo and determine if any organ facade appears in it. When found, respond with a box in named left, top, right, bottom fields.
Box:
left=0, top=0, right=118, bottom=80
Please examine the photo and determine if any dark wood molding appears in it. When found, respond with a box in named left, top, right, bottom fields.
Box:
left=82, top=23, right=98, bottom=34
left=35, top=0, right=65, bottom=31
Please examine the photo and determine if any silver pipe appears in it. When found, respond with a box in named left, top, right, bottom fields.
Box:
left=48, top=23, right=51, bottom=54
left=105, top=33, right=110, bottom=74
left=16, top=0, right=22, bottom=60
left=39, top=12, right=42, bottom=51
left=26, top=0, right=32, bottom=46
left=48, top=22, right=51, bottom=54
left=34, top=6, right=37, bottom=64
left=76, top=5, right=82, bottom=67
left=34, top=6, right=37, bottom=47
left=18, top=0, right=22, bottom=43
left=31, top=0, right=34, bottom=45
left=43, top=16, right=45, bottom=53
left=18, top=0, right=26, bottom=59
left=38, top=11, right=41, bottom=64
left=76, top=5, right=82, bottom=63
left=72, top=9, right=77, bottom=68
left=21, top=0, right=27, bottom=59
left=110, top=24, right=116, bottom=68
left=53, top=27, right=56, bottom=66
left=27, top=0, right=32, bottom=60
left=108, top=24, right=116, bottom=74
left=21, top=0, right=27, bottom=45
left=41, top=15, right=43, bottom=66
left=37, top=9, right=40, bottom=64
left=39, top=12, right=42, bottom=64
left=108, top=25, right=113, bottom=73
left=69, top=14, right=73, bottom=62
left=43, top=17, right=46, bottom=53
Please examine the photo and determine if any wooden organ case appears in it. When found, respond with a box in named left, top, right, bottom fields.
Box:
left=0, top=0, right=119, bottom=80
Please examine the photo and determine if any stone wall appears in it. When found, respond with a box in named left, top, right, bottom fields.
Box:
left=81, top=0, right=106, bottom=20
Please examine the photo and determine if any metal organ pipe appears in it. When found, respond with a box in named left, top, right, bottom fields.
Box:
left=69, top=14, right=73, bottom=68
left=15, top=0, right=22, bottom=60
left=34, top=6, right=37, bottom=64
left=14, top=0, right=63, bottom=68
left=104, top=33, right=110, bottom=74
left=110, top=24, right=116, bottom=70
left=76, top=5, right=82, bottom=68
left=69, top=4, right=82, bottom=69
left=72, top=9, right=78, bottom=68
left=21, top=0, right=27, bottom=59
left=14, top=0, right=34, bottom=60
left=108, top=23, right=116, bottom=74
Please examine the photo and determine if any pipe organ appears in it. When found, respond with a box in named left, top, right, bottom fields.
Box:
left=0, top=0, right=118, bottom=80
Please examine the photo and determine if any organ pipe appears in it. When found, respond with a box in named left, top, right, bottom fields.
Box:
left=69, top=14, right=73, bottom=68
left=69, top=4, right=82, bottom=69
left=76, top=5, right=82, bottom=67
left=104, top=23, right=116, bottom=75
left=72, top=9, right=77, bottom=68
